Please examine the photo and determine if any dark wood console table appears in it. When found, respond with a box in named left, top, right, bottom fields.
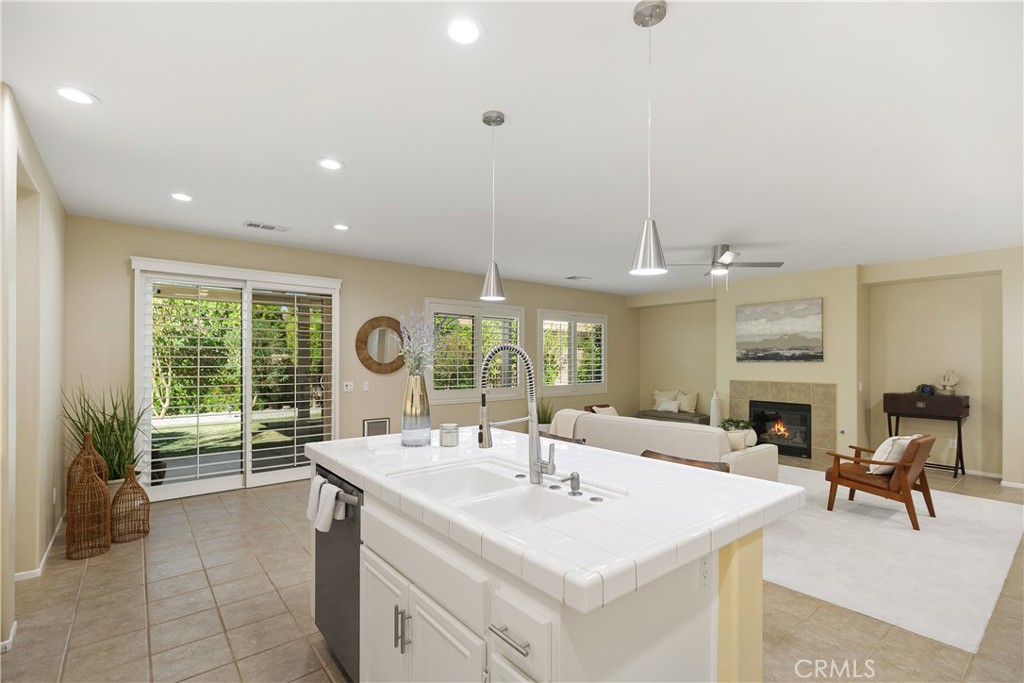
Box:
left=883, top=393, right=969, bottom=477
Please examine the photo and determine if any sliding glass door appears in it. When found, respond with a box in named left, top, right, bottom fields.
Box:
left=134, top=260, right=339, bottom=500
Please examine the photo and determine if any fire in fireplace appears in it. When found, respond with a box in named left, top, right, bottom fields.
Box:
left=749, top=400, right=812, bottom=458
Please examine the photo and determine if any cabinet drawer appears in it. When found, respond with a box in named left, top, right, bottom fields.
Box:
left=489, top=588, right=552, bottom=683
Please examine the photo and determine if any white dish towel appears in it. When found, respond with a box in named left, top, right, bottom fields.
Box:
left=315, top=483, right=341, bottom=532
left=306, top=474, right=326, bottom=522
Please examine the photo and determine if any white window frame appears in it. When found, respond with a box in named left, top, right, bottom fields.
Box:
left=537, top=308, right=608, bottom=397
left=426, top=297, right=525, bottom=405
left=132, top=257, right=341, bottom=501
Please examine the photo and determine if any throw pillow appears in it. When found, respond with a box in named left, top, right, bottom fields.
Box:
left=655, top=400, right=681, bottom=413
left=678, top=391, right=698, bottom=413
left=593, top=406, right=618, bottom=416
left=652, top=389, right=679, bottom=409
left=868, top=435, right=921, bottom=475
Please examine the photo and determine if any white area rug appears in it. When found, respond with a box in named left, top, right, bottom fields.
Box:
left=764, top=465, right=1023, bottom=653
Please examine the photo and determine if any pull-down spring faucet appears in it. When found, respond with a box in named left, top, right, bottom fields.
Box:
left=478, top=343, right=555, bottom=484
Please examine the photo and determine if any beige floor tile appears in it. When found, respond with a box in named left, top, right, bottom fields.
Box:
left=145, top=532, right=198, bottom=553
left=211, top=572, right=275, bottom=607
left=183, top=663, right=242, bottom=683
left=763, top=582, right=822, bottom=619
left=291, top=607, right=319, bottom=637
left=762, top=604, right=805, bottom=653
left=20, top=563, right=86, bottom=592
left=149, top=586, right=216, bottom=625
left=151, top=632, right=233, bottom=683
left=10, top=603, right=76, bottom=631
left=866, top=655, right=958, bottom=683
left=85, top=655, right=152, bottom=682
left=875, top=626, right=971, bottom=681
left=965, top=653, right=1024, bottom=682
left=190, top=522, right=241, bottom=542
left=278, top=582, right=311, bottom=615
left=988, top=486, right=1024, bottom=505
left=226, top=612, right=302, bottom=660
left=306, top=633, right=347, bottom=683
left=219, top=591, right=289, bottom=631
left=802, top=602, right=891, bottom=643
left=147, top=570, right=210, bottom=602
left=68, top=596, right=149, bottom=649
left=195, top=534, right=247, bottom=555
left=75, top=585, right=146, bottom=618
left=147, top=555, right=205, bottom=582
left=201, top=546, right=257, bottom=570
left=79, top=566, right=145, bottom=599
left=86, top=541, right=144, bottom=570
left=205, top=557, right=265, bottom=586
left=62, top=627, right=149, bottom=682
left=0, top=618, right=72, bottom=669
left=773, top=621, right=877, bottom=668
left=150, top=608, right=225, bottom=654
left=236, top=637, right=321, bottom=683
left=147, top=543, right=200, bottom=567
left=951, top=475, right=1001, bottom=497
left=975, top=612, right=1024, bottom=668
left=13, top=579, right=81, bottom=614
left=0, top=651, right=63, bottom=682
left=292, top=669, right=332, bottom=683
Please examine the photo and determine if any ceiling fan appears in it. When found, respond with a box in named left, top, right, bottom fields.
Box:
left=671, top=244, right=784, bottom=277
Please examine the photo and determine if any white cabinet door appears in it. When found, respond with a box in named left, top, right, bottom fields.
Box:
left=488, top=653, right=536, bottom=683
left=407, top=585, right=485, bottom=683
left=360, top=547, right=409, bottom=683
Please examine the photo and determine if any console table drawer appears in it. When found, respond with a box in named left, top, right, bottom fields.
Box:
left=882, top=393, right=969, bottom=418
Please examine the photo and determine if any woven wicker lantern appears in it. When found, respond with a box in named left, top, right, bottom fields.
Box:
left=111, top=463, right=150, bottom=542
left=67, top=431, right=108, bottom=490
left=66, top=473, right=111, bottom=559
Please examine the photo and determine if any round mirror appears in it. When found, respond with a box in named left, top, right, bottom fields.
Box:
left=356, top=316, right=405, bottom=374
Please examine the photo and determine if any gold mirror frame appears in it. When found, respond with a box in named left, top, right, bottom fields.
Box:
left=355, top=316, right=405, bottom=374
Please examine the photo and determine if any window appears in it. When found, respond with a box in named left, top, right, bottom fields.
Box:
left=428, top=298, right=524, bottom=403
left=133, top=257, right=340, bottom=499
left=538, top=309, right=607, bottom=395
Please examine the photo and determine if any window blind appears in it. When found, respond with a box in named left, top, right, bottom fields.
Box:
left=538, top=310, right=607, bottom=394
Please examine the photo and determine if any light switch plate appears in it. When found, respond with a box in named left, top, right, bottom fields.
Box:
left=343, top=381, right=354, bottom=392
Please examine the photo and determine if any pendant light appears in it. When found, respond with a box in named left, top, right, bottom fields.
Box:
left=629, top=0, right=668, bottom=276
left=480, top=110, right=507, bottom=301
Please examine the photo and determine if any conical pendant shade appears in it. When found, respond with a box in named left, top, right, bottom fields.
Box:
left=629, top=218, right=668, bottom=275
left=480, top=260, right=506, bottom=301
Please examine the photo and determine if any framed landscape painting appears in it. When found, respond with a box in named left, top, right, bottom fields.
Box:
left=736, top=298, right=823, bottom=362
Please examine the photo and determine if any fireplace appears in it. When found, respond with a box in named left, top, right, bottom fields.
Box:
left=749, top=400, right=812, bottom=458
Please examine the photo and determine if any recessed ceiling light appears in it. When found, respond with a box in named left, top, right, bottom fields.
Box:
left=333, top=224, right=350, bottom=231
left=56, top=86, right=99, bottom=105
left=171, top=193, right=193, bottom=202
left=316, top=158, right=344, bottom=171
left=447, top=18, right=484, bottom=44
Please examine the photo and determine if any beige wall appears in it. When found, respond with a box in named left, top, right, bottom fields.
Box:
left=628, top=247, right=1023, bottom=483
left=635, top=300, right=717, bottom=415
left=1, top=84, right=67, bottom=642
left=868, top=274, right=1002, bottom=474
left=64, top=216, right=642, bottom=441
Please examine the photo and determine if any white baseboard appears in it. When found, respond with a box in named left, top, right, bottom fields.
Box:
left=0, top=620, right=17, bottom=652
left=999, top=479, right=1024, bottom=490
left=15, top=515, right=64, bottom=582
left=964, top=468, right=1003, bottom=480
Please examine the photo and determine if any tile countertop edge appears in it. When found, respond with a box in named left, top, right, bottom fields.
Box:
left=305, top=432, right=804, bottom=614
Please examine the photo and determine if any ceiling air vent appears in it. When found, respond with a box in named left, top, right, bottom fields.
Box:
left=565, top=275, right=592, bottom=281
left=243, top=220, right=293, bottom=233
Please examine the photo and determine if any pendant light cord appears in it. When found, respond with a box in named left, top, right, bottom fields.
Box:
left=491, top=124, right=497, bottom=262
left=647, top=23, right=653, bottom=219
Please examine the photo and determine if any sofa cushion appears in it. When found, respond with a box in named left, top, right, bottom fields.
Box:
left=592, top=405, right=618, bottom=416
left=573, top=413, right=731, bottom=460
left=678, top=392, right=698, bottom=413
left=655, top=399, right=681, bottom=412
left=652, top=389, right=680, bottom=409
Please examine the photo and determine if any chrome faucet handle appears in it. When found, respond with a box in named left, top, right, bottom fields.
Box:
left=560, top=471, right=582, bottom=496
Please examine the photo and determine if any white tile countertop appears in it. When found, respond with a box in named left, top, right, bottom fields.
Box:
left=306, top=427, right=804, bottom=613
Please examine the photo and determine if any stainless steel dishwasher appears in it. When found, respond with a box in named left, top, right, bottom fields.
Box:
left=314, top=465, right=362, bottom=682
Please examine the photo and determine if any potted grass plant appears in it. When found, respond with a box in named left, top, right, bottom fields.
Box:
left=537, top=398, right=554, bottom=432
left=718, top=417, right=754, bottom=452
left=62, top=384, right=145, bottom=491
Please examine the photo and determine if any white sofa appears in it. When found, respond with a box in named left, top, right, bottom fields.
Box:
left=550, top=409, right=779, bottom=481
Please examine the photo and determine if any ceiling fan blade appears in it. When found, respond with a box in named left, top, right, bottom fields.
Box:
left=703, top=270, right=713, bottom=277
left=729, top=261, right=784, bottom=268
left=716, top=250, right=740, bottom=265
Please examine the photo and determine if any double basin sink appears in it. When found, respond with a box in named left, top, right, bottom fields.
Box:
left=390, top=459, right=616, bottom=531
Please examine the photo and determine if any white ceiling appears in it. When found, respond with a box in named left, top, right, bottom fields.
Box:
left=3, top=1, right=1021, bottom=296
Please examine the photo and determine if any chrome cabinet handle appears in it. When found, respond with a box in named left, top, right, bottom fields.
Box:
left=393, top=605, right=401, bottom=649
left=400, top=611, right=412, bottom=654
left=488, top=624, right=530, bottom=657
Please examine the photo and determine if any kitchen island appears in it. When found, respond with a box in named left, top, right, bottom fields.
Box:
left=307, top=427, right=803, bottom=682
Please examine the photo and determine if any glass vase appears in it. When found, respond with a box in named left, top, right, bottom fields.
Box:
left=402, top=373, right=431, bottom=447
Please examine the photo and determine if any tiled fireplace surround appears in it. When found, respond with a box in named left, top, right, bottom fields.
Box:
left=730, top=380, right=837, bottom=462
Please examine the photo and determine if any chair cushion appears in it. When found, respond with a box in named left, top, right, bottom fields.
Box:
left=868, top=435, right=921, bottom=474
left=825, top=463, right=892, bottom=490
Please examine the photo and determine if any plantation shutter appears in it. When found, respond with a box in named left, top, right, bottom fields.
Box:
left=143, top=279, right=245, bottom=486
left=481, top=316, right=520, bottom=389
left=541, top=319, right=571, bottom=386
left=250, top=288, right=334, bottom=473
left=575, top=321, right=605, bottom=385
left=432, top=312, right=476, bottom=391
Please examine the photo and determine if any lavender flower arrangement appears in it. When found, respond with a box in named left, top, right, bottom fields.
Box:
left=399, top=306, right=435, bottom=376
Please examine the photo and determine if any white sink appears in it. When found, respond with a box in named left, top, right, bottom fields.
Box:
left=456, top=485, right=609, bottom=530
left=390, top=460, right=526, bottom=502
